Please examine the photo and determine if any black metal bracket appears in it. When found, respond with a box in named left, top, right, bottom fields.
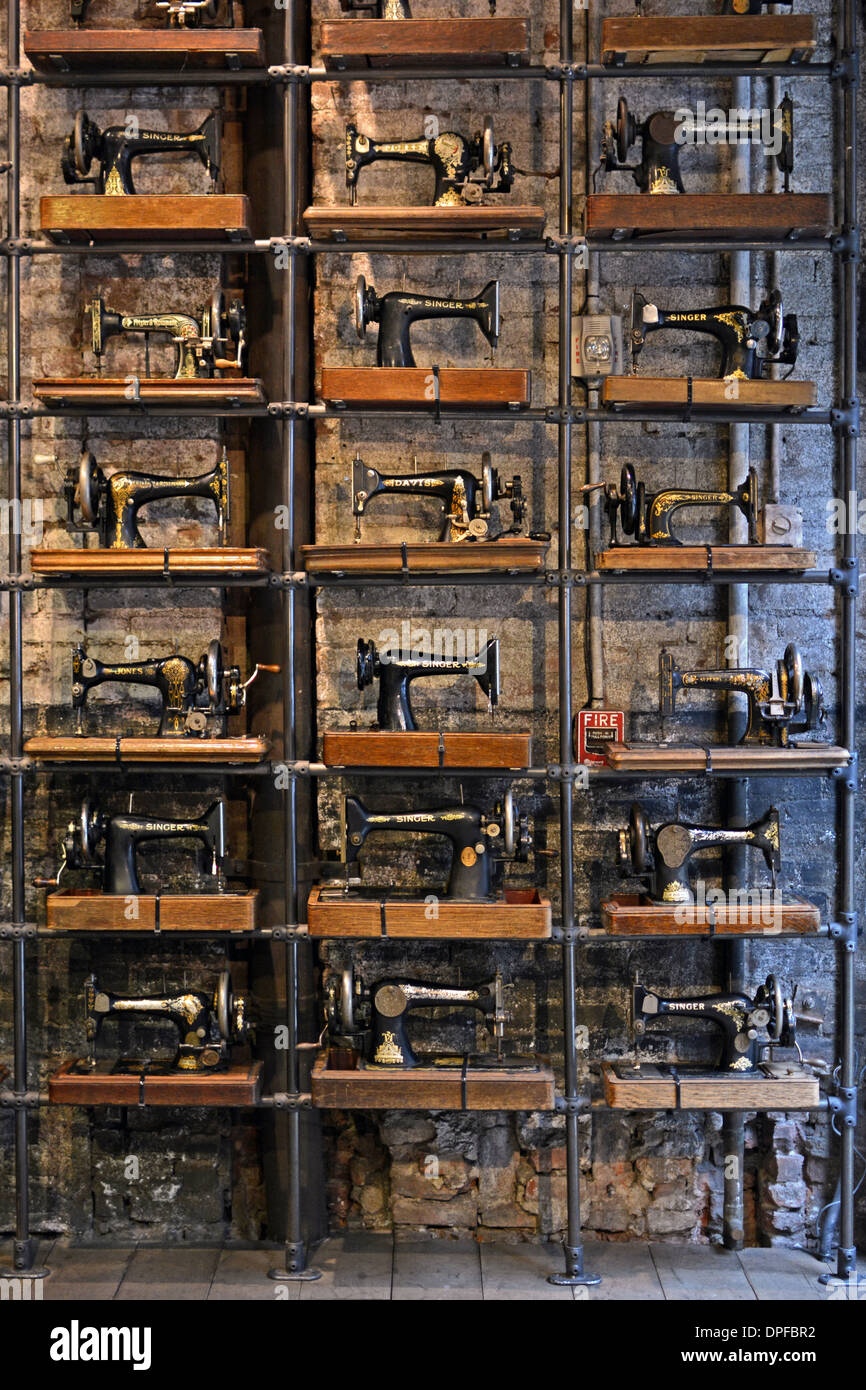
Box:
left=830, top=399, right=860, bottom=436
left=831, top=225, right=860, bottom=261
left=827, top=1082, right=858, bottom=1129
left=555, top=1095, right=590, bottom=1115
left=270, top=572, right=309, bottom=590
left=0, top=1090, right=45, bottom=1109
left=0, top=401, right=33, bottom=418
left=830, top=49, right=859, bottom=86
left=270, top=925, right=310, bottom=941
left=0, top=923, right=38, bottom=939
left=831, top=749, right=858, bottom=792
left=0, top=756, right=33, bottom=774
left=267, top=64, right=315, bottom=84
left=0, top=575, right=37, bottom=592
left=267, top=402, right=312, bottom=419
left=263, top=1092, right=314, bottom=1110
left=829, top=911, right=859, bottom=952
left=546, top=569, right=585, bottom=587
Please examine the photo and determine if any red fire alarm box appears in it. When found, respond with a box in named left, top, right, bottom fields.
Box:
left=575, top=709, right=625, bottom=765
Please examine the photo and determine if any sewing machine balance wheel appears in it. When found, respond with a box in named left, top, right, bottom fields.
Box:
left=77, top=449, right=101, bottom=526
left=615, top=97, right=636, bottom=165
left=619, top=463, right=638, bottom=534
left=205, top=639, right=223, bottom=706
left=626, top=802, right=652, bottom=874
left=354, top=275, right=369, bottom=340
left=216, top=970, right=233, bottom=1041
left=62, top=109, right=99, bottom=183
left=783, top=643, right=804, bottom=707
left=482, top=118, right=497, bottom=183
left=79, top=798, right=100, bottom=860
left=481, top=452, right=497, bottom=513
left=356, top=637, right=377, bottom=690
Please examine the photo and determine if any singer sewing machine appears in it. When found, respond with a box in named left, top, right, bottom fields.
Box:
left=599, top=93, right=794, bottom=193
left=72, top=0, right=232, bottom=25
left=87, top=288, right=245, bottom=380
left=352, top=451, right=526, bottom=543
left=587, top=463, right=758, bottom=547
left=354, top=274, right=499, bottom=368
left=346, top=118, right=513, bottom=208
left=630, top=289, right=799, bottom=381
left=356, top=635, right=500, bottom=732
left=66, top=447, right=228, bottom=550
left=71, top=639, right=275, bottom=737
left=61, top=110, right=220, bottom=196
left=632, top=973, right=796, bottom=1073
left=54, top=798, right=227, bottom=896
left=618, top=802, right=780, bottom=904
left=659, top=643, right=824, bottom=747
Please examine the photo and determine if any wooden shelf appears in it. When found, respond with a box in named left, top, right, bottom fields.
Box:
left=602, top=1060, right=820, bottom=1111
left=586, top=193, right=833, bottom=242
left=41, top=195, right=252, bottom=244
left=30, top=547, right=269, bottom=580
left=49, top=1058, right=262, bottom=1107
left=307, top=886, right=552, bottom=940
left=303, top=205, right=544, bottom=241
left=24, top=736, right=269, bottom=765
left=24, top=29, right=266, bottom=72
left=321, top=367, right=530, bottom=409
left=601, top=376, right=816, bottom=412
left=322, top=730, right=532, bottom=770
left=600, top=741, right=849, bottom=774
left=600, top=16, right=815, bottom=67
left=33, top=378, right=266, bottom=409
left=595, top=544, right=816, bottom=574
left=45, top=888, right=259, bottom=933
left=312, top=1048, right=554, bottom=1110
left=599, top=892, right=821, bottom=938
left=301, top=539, right=548, bottom=575
left=319, top=18, right=530, bottom=69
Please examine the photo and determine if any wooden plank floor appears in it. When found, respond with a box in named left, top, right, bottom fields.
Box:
left=1, top=1236, right=854, bottom=1300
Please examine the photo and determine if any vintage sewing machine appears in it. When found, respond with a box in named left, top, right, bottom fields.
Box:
left=346, top=119, right=513, bottom=208
left=66, top=447, right=228, bottom=550
left=75, top=969, right=248, bottom=1075
left=339, top=0, right=497, bottom=14
left=87, top=288, right=245, bottom=380
left=587, top=463, right=758, bottom=547
left=55, top=798, right=227, bottom=896
left=630, top=289, right=799, bottom=381
left=352, top=451, right=526, bottom=543
left=356, top=635, right=500, bottom=732
left=659, top=643, right=824, bottom=746
left=61, top=110, right=220, bottom=197
left=72, top=0, right=232, bottom=26
left=633, top=973, right=796, bottom=1073
left=354, top=274, right=499, bottom=368
left=324, top=965, right=512, bottom=1069
left=323, top=789, right=532, bottom=901
left=600, top=93, right=794, bottom=193
left=618, top=802, right=780, bottom=904
left=71, top=639, right=276, bottom=737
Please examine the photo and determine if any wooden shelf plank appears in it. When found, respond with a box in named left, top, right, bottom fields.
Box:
left=321, top=367, right=530, bottom=409
left=319, top=18, right=530, bottom=68
left=300, top=539, right=548, bottom=574
left=601, top=741, right=849, bottom=773
left=602, top=1061, right=820, bottom=1111
left=24, top=736, right=269, bottom=765
left=303, top=205, right=544, bottom=241
left=322, top=731, right=532, bottom=769
left=586, top=193, right=832, bottom=241
left=30, top=547, right=269, bottom=579
left=41, top=195, right=252, bottom=243
left=600, top=16, right=815, bottom=66
left=601, top=376, right=816, bottom=411
left=33, top=378, right=266, bottom=408
left=24, top=29, right=266, bottom=72
left=595, top=545, right=816, bottom=573
left=45, top=889, right=259, bottom=933
left=307, top=887, right=552, bottom=940
left=599, top=892, right=821, bottom=937
left=49, top=1058, right=262, bottom=1107
left=312, top=1050, right=554, bottom=1110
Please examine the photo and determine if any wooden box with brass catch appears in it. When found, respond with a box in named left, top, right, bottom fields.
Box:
left=320, top=12, right=530, bottom=69
left=600, top=15, right=815, bottom=67
left=602, top=1061, right=820, bottom=1111
left=308, top=886, right=551, bottom=939
left=24, top=30, right=266, bottom=74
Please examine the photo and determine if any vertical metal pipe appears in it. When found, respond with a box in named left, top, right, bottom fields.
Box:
left=583, top=4, right=604, bottom=707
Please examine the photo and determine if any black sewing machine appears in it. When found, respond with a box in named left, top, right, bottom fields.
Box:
left=630, top=289, right=799, bottom=380
left=346, top=119, right=513, bottom=208
left=61, top=110, right=220, bottom=196
left=71, top=639, right=276, bottom=737
left=339, top=0, right=497, bottom=14
left=324, top=789, right=532, bottom=901
left=87, top=288, right=245, bottom=380
left=352, top=451, right=526, bottom=543
left=588, top=463, right=758, bottom=547
left=618, top=802, right=780, bottom=904
left=659, top=643, right=824, bottom=746
left=66, top=447, right=228, bottom=550
left=75, top=970, right=248, bottom=1075
left=633, top=974, right=796, bottom=1073
left=55, top=798, right=227, bottom=896
left=354, top=275, right=499, bottom=368
left=356, top=635, right=500, bottom=732
left=72, top=0, right=233, bottom=26
left=600, top=93, right=794, bottom=193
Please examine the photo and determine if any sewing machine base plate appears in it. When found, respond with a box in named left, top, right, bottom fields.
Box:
left=320, top=18, right=530, bottom=68
left=600, top=15, right=815, bottom=66
left=312, top=1048, right=554, bottom=1110
left=307, top=885, right=552, bottom=939
left=602, top=1061, right=820, bottom=1111
left=30, top=547, right=269, bottom=580
left=41, top=196, right=253, bottom=244
left=301, top=539, right=548, bottom=574
left=49, top=1058, right=263, bottom=1107
left=33, top=378, right=266, bottom=409
left=598, top=892, right=821, bottom=937
left=595, top=544, right=816, bottom=573
left=24, top=736, right=270, bottom=765
left=303, top=205, right=545, bottom=241
left=601, top=376, right=817, bottom=412
left=586, top=193, right=832, bottom=242
left=322, top=730, right=532, bottom=769
left=321, top=367, right=531, bottom=409
left=45, top=888, right=259, bottom=934
left=24, top=30, right=266, bottom=72
left=600, top=741, right=848, bottom=774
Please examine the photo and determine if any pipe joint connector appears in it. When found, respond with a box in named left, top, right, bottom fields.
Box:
left=830, top=399, right=860, bottom=436
left=829, top=911, right=859, bottom=951
left=555, top=1094, right=589, bottom=1115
